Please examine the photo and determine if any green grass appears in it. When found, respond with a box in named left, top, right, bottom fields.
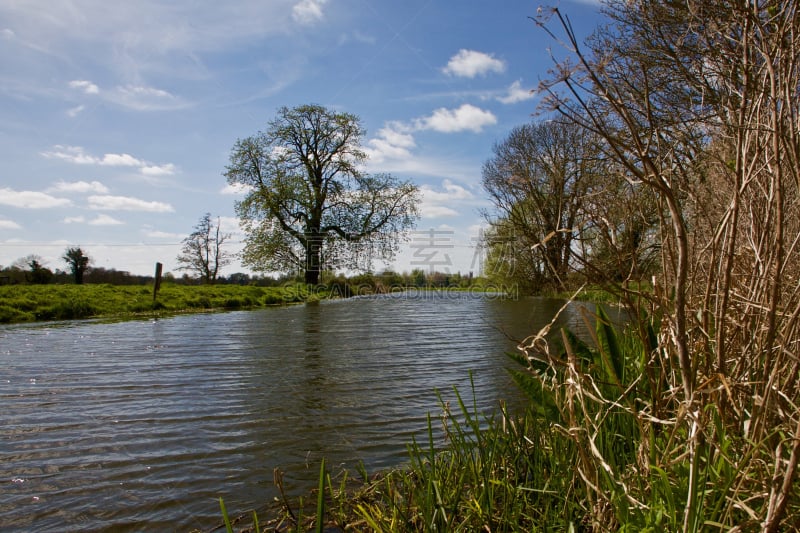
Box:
left=0, top=282, right=320, bottom=324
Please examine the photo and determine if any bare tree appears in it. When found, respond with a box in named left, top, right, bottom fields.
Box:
left=482, top=120, right=600, bottom=292
left=528, top=0, right=800, bottom=528
left=176, top=213, right=232, bottom=284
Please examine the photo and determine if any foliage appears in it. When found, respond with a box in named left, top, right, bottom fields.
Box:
left=481, top=120, right=662, bottom=294
left=62, top=247, right=91, bottom=285
left=225, top=104, right=420, bottom=285
left=0, top=283, right=315, bottom=324
left=26, top=257, right=53, bottom=284
left=176, top=212, right=233, bottom=284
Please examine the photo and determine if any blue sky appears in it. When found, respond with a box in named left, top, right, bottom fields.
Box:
left=0, top=0, right=604, bottom=277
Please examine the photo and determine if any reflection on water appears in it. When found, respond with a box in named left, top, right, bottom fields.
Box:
left=0, top=293, right=598, bottom=531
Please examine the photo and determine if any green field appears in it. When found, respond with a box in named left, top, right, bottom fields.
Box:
left=0, top=283, right=317, bottom=324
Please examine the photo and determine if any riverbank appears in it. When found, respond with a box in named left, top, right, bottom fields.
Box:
left=0, top=283, right=316, bottom=324
left=214, top=395, right=583, bottom=532
left=209, top=301, right=799, bottom=532
left=0, top=282, right=515, bottom=324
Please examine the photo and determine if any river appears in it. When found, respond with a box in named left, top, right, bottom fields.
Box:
left=1, top=292, right=595, bottom=531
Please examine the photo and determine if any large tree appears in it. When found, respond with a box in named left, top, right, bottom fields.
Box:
left=62, top=247, right=90, bottom=285
left=481, top=120, right=600, bottom=292
left=225, top=104, right=420, bottom=284
left=176, top=213, right=232, bottom=284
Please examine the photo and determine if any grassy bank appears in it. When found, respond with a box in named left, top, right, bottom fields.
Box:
left=0, top=281, right=515, bottom=325
left=0, top=283, right=317, bottom=324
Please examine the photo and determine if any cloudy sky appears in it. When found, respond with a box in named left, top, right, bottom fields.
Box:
left=0, top=0, right=604, bottom=277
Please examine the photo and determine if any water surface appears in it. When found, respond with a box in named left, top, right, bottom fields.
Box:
left=1, top=293, right=591, bottom=531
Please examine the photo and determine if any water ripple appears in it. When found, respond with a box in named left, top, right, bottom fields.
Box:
left=0, top=294, right=590, bottom=531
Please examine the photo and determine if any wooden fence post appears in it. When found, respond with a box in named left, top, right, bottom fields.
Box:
left=153, top=262, right=163, bottom=303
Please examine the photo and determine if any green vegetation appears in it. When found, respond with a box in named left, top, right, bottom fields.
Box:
left=226, top=104, right=420, bottom=285
left=6, top=1, right=798, bottom=528
left=0, top=283, right=315, bottom=324
left=0, top=273, right=504, bottom=325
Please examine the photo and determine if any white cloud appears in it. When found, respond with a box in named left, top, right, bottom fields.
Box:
left=41, top=145, right=97, bottom=165
left=41, top=145, right=176, bottom=177
left=367, top=105, right=496, bottom=167
left=443, top=49, right=506, bottom=78
left=421, top=205, right=459, bottom=218
left=99, top=153, right=143, bottom=167
left=497, top=80, right=534, bottom=104
left=88, top=195, right=174, bottom=212
left=365, top=123, right=417, bottom=163
left=141, top=163, right=177, bottom=176
left=415, top=104, right=497, bottom=133
left=419, top=180, right=475, bottom=219
left=49, top=180, right=110, bottom=194
left=62, top=213, right=124, bottom=226
left=67, top=78, right=187, bottom=112
left=292, top=0, right=328, bottom=24
left=219, top=216, right=244, bottom=236
left=144, top=229, right=185, bottom=240
left=111, top=85, right=185, bottom=111
left=66, top=105, right=85, bottom=118
left=0, top=219, right=22, bottom=229
left=421, top=180, right=474, bottom=202
left=41, top=145, right=144, bottom=166
left=0, top=188, right=72, bottom=209
left=68, top=79, right=99, bottom=95
left=88, top=214, right=124, bottom=226
left=220, top=183, right=253, bottom=195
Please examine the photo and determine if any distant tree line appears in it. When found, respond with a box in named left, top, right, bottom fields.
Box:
left=1, top=247, right=474, bottom=290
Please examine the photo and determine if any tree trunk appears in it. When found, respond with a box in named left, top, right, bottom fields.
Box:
left=304, top=233, right=322, bottom=285
left=304, top=268, right=320, bottom=285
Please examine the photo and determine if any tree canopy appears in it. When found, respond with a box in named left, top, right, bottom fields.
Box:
left=225, top=104, right=420, bottom=284
left=62, top=247, right=90, bottom=285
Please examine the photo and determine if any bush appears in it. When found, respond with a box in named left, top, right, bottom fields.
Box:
left=45, top=298, right=97, bottom=320
left=0, top=305, right=34, bottom=323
